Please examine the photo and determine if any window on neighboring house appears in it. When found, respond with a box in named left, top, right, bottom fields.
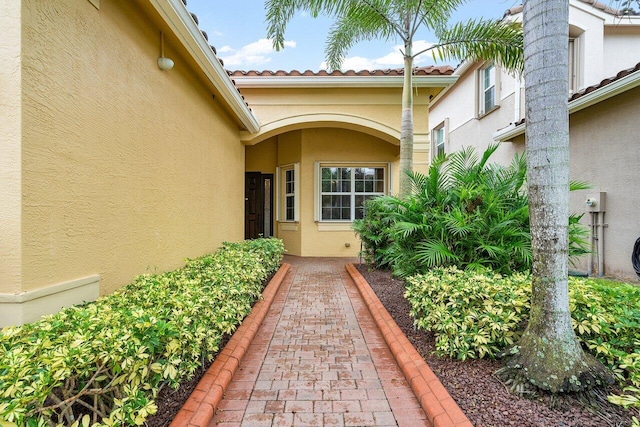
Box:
left=318, top=166, right=386, bottom=221
left=478, top=63, right=497, bottom=116
left=568, top=38, right=579, bottom=94
left=277, top=164, right=299, bottom=222
left=432, top=122, right=446, bottom=159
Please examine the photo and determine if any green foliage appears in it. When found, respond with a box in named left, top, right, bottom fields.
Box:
left=405, top=268, right=640, bottom=407
left=353, top=145, right=590, bottom=277
left=351, top=195, right=396, bottom=268
left=406, top=267, right=531, bottom=360
left=0, top=238, right=284, bottom=427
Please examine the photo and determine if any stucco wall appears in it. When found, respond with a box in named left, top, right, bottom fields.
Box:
left=429, top=65, right=525, bottom=166
left=18, top=1, right=244, bottom=300
left=0, top=1, right=23, bottom=296
left=568, top=87, right=640, bottom=280
left=237, top=87, right=431, bottom=138
left=602, top=26, right=640, bottom=78
left=246, top=137, right=278, bottom=174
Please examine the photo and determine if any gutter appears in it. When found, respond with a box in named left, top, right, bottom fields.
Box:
left=147, top=0, right=260, bottom=133
left=231, top=75, right=459, bottom=89
left=493, top=68, right=640, bottom=142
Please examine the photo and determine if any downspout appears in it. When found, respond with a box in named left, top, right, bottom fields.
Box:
left=598, top=212, right=605, bottom=277
left=588, top=212, right=594, bottom=275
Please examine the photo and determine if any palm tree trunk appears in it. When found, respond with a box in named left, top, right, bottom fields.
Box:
left=499, top=0, right=611, bottom=393
left=399, top=41, right=414, bottom=196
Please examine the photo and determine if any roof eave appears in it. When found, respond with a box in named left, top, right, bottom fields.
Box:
left=230, top=75, right=459, bottom=89
left=493, top=68, right=640, bottom=142
left=147, top=0, right=260, bottom=133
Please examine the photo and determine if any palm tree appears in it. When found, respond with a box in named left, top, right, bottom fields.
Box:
left=265, top=0, right=523, bottom=196
left=497, top=0, right=612, bottom=393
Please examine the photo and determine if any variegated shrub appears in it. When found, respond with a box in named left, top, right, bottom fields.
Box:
left=0, top=238, right=284, bottom=427
left=405, top=267, right=640, bottom=409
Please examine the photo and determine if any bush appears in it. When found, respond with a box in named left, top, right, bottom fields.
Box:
left=353, top=144, right=590, bottom=277
left=0, top=238, right=284, bottom=427
left=405, top=267, right=531, bottom=359
left=405, top=268, right=640, bottom=407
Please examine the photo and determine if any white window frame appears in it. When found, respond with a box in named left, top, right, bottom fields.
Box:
left=313, top=162, right=390, bottom=223
left=275, top=163, right=299, bottom=222
left=568, top=37, right=580, bottom=94
left=431, top=119, right=448, bottom=160
left=477, top=62, right=499, bottom=117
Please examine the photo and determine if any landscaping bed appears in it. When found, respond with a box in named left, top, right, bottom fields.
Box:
left=0, top=238, right=284, bottom=427
left=356, top=264, right=639, bottom=427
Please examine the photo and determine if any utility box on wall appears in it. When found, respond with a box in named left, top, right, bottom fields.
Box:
left=586, top=192, right=606, bottom=212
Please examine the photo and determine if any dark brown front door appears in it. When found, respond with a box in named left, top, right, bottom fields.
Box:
left=245, top=173, right=273, bottom=239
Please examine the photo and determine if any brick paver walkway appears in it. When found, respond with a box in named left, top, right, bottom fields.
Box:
left=211, top=256, right=430, bottom=426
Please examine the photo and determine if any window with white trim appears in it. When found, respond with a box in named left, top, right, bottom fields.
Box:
left=284, top=169, right=295, bottom=221
left=478, top=63, right=497, bottom=116
left=277, top=163, right=299, bottom=222
left=319, top=166, right=386, bottom=221
left=432, top=123, right=446, bottom=158
left=568, top=38, right=579, bottom=94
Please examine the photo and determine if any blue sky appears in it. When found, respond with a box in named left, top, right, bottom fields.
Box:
left=185, top=0, right=520, bottom=71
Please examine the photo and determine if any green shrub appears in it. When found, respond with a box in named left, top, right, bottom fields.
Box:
left=405, top=267, right=531, bottom=359
left=353, top=144, right=590, bottom=277
left=405, top=268, right=640, bottom=407
left=0, top=238, right=284, bottom=427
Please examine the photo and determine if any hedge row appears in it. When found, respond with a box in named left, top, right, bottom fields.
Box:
left=405, top=267, right=640, bottom=409
left=0, top=238, right=284, bottom=427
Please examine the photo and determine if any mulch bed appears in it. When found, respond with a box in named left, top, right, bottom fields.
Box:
left=144, top=264, right=638, bottom=427
left=356, top=263, right=639, bottom=427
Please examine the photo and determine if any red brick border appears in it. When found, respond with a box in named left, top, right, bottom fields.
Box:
left=170, top=263, right=291, bottom=427
left=346, top=263, right=473, bottom=427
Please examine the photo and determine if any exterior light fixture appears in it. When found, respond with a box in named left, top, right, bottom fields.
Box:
left=157, top=32, right=174, bottom=71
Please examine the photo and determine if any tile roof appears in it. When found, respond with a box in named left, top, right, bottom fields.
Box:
left=228, top=66, right=455, bottom=77
left=569, top=61, right=640, bottom=101
left=508, top=61, right=640, bottom=127
left=504, top=0, right=636, bottom=17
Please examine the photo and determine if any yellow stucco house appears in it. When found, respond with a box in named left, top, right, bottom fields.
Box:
left=0, top=0, right=457, bottom=326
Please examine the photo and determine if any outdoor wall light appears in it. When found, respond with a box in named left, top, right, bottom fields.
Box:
left=157, top=32, right=174, bottom=71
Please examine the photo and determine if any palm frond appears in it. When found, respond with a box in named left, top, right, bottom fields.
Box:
left=326, top=3, right=399, bottom=69
left=443, top=208, right=472, bottom=237
left=431, top=19, right=524, bottom=73
left=415, top=0, right=467, bottom=34
left=414, top=240, right=459, bottom=268
left=406, top=170, right=428, bottom=195
left=570, top=180, right=592, bottom=191
left=391, top=221, right=425, bottom=239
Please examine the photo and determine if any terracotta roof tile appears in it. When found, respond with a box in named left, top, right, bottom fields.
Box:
left=228, top=66, right=455, bottom=77
left=502, top=61, right=640, bottom=130
left=504, top=0, right=636, bottom=17
left=569, top=61, right=640, bottom=101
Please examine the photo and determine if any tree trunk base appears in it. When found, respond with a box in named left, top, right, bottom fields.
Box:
left=497, top=331, right=614, bottom=394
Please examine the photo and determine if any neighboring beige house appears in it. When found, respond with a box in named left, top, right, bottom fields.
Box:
left=429, top=0, right=640, bottom=280
left=0, top=0, right=456, bottom=326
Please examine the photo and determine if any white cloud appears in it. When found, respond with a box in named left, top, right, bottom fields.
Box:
left=218, top=39, right=297, bottom=68
left=321, top=40, right=437, bottom=71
